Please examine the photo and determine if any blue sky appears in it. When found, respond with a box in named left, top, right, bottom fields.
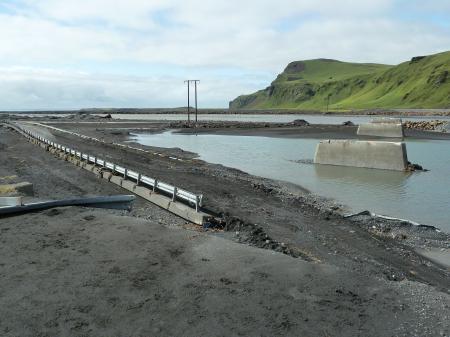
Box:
left=0, top=0, right=449, bottom=110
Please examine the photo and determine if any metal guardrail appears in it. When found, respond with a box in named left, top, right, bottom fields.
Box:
left=10, top=123, right=203, bottom=212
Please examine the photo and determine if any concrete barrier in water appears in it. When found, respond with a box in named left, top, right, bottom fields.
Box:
left=357, top=118, right=404, bottom=138
left=370, top=118, right=402, bottom=124
left=314, top=140, right=409, bottom=171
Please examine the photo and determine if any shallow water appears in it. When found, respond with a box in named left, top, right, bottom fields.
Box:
left=132, top=131, right=450, bottom=232
left=114, top=113, right=450, bottom=125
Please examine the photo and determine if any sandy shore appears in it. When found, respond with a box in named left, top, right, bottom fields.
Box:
left=1, top=120, right=449, bottom=336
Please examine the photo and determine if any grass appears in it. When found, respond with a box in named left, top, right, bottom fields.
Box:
left=230, top=51, right=450, bottom=110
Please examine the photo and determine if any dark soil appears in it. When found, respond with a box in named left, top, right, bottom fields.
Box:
left=0, top=123, right=449, bottom=337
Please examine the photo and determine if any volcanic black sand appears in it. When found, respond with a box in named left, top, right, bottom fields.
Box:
left=0, top=119, right=449, bottom=337
left=33, top=118, right=450, bottom=141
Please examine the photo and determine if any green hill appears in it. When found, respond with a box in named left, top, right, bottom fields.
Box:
left=229, top=51, right=450, bottom=110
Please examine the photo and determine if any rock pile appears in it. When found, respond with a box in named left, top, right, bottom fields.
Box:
left=403, top=120, right=448, bottom=131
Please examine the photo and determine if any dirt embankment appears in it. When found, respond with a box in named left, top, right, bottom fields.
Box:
left=1, top=124, right=449, bottom=337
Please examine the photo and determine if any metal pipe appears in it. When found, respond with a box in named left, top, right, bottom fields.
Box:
left=0, top=195, right=136, bottom=216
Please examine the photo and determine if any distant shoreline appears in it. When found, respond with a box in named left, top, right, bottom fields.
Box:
left=1, top=108, right=450, bottom=116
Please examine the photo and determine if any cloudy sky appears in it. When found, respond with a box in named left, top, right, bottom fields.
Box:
left=0, top=0, right=449, bottom=110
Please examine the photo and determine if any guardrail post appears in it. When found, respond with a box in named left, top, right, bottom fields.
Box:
left=113, top=164, right=116, bottom=174
left=137, top=173, right=141, bottom=186
left=124, top=168, right=128, bottom=179
left=195, top=196, right=199, bottom=212
left=153, top=179, right=157, bottom=192
left=173, top=187, right=177, bottom=201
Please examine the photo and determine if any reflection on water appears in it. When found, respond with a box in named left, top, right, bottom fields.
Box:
left=314, top=164, right=410, bottom=194
left=131, top=131, right=450, bottom=232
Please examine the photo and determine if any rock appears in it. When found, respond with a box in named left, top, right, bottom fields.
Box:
left=410, top=56, right=426, bottom=63
left=291, top=119, right=310, bottom=126
left=406, top=162, right=426, bottom=171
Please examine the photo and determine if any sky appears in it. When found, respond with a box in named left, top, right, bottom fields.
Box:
left=0, top=0, right=449, bottom=110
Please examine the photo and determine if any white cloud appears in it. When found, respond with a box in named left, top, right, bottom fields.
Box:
left=0, top=67, right=266, bottom=110
left=0, top=0, right=449, bottom=109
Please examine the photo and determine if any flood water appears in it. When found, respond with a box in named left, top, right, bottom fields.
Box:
left=131, top=131, right=450, bottom=232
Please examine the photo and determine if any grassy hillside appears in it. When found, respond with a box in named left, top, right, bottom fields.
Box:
left=230, top=51, right=450, bottom=110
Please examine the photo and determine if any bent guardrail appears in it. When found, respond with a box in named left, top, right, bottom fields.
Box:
left=9, top=123, right=203, bottom=212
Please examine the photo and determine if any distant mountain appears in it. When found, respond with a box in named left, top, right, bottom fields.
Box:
left=230, top=51, right=450, bottom=110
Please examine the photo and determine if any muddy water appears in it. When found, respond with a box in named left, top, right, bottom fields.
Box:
left=132, top=131, right=450, bottom=232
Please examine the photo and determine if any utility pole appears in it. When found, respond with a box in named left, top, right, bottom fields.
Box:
left=184, top=80, right=190, bottom=123
left=326, top=93, right=332, bottom=113
left=184, top=80, right=200, bottom=124
left=193, top=80, right=200, bottom=123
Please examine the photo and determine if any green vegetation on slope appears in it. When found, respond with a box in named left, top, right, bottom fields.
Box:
left=230, top=51, right=450, bottom=110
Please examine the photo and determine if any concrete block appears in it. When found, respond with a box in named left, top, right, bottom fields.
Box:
left=83, top=163, right=95, bottom=172
left=168, top=201, right=209, bottom=224
left=133, top=186, right=151, bottom=199
left=69, top=156, right=78, bottom=165
left=81, top=162, right=101, bottom=176
left=131, top=185, right=209, bottom=224
left=91, top=167, right=102, bottom=176
left=371, top=118, right=402, bottom=124
left=357, top=122, right=404, bottom=138
left=314, top=140, right=408, bottom=171
left=101, top=172, right=113, bottom=181
left=109, top=175, right=123, bottom=186
left=147, top=192, right=171, bottom=209
left=121, top=180, right=136, bottom=191
left=0, top=196, right=23, bottom=206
